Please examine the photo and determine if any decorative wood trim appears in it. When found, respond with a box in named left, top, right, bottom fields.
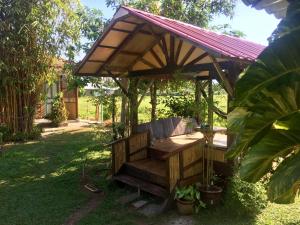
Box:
left=179, top=46, right=196, bottom=66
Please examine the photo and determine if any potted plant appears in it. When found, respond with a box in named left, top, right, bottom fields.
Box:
left=175, top=185, right=205, bottom=215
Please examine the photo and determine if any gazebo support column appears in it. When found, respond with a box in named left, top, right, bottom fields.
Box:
left=128, top=78, right=139, bottom=134
left=150, top=81, right=157, bottom=121
left=195, top=79, right=202, bottom=124
left=208, top=75, right=213, bottom=129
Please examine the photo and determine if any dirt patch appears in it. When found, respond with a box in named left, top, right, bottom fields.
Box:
left=63, top=192, right=104, bottom=225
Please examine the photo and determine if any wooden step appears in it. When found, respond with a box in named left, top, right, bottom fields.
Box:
left=124, top=159, right=167, bottom=187
left=113, top=174, right=168, bottom=199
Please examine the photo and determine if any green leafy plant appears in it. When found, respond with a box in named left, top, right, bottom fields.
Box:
left=225, top=175, right=267, bottom=216
left=50, top=93, right=68, bottom=126
left=227, top=1, right=300, bottom=203
left=175, top=185, right=205, bottom=213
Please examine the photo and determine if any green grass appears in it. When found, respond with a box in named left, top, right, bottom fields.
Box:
left=2, top=127, right=300, bottom=225
left=78, top=96, right=96, bottom=120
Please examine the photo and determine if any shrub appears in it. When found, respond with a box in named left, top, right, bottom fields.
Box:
left=0, top=124, right=41, bottom=142
left=50, top=93, right=68, bottom=126
left=225, top=175, right=268, bottom=216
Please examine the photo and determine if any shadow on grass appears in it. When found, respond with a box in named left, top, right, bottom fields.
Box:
left=0, top=130, right=112, bottom=225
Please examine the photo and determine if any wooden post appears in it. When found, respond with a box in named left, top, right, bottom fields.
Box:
left=150, top=81, right=157, bottom=121
left=208, top=75, right=213, bottom=129
left=112, top=94, right=117, bottom=140
left=120, top=79, right=128, bottom=125
left=128, top=78, right=139, bottom=134
left=195, top=79, right=202, bottom=125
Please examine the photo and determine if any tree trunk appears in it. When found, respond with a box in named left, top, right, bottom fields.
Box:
left=128, top=78, right=139, bottom=134
left=150, top=81, right=157, bottom=121
left=120, top=79, right=128, bottom=125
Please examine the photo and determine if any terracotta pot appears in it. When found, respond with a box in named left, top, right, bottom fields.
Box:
left=176, top=199, right=194, bottom=215
left=199, top=185, right=223, bottom=206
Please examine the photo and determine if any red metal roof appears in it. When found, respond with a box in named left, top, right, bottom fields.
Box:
left=122, top=6, right=266, bottom=62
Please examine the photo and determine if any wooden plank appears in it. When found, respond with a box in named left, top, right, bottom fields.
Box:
left=112, top=140, right=127, bottom=174
left=113, top=174, right=168, bottom=198
left=168, top=154, right=180, bottom=192
left=159, top=37, right=170, bottom=65
left=170, top=35, right=175, bottom=65
left=140, top=58, right=158, bottom=69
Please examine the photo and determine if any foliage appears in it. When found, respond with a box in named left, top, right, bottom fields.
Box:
left=0, top=124, right=41, bottom=142
left=210, top=24, right=246, bottom=38
left=227, top=1, right=300, bottom=203
left=106, top=0, right=236, bottom=27
left=175, top=185, right=205, bottom=213
left=225, top=175, right=268, bottom=216
left=0, top=0, right=80, bottom=135
left=49, top=93, right=68, bottom=126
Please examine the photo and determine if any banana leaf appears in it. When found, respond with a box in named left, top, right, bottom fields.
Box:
left=227, top=1, right=300, bottom=203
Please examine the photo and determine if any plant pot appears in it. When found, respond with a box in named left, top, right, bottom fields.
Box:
left=176, top=199, right=194, bottom=215
left=199, top=185, right=223, bottom=206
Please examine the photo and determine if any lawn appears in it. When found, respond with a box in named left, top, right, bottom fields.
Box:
left=1, top=126, right=300, bottom=225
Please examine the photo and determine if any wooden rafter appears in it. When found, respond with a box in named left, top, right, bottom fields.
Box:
left=209, top=55, right=234, bottom=98
left=128, top=24, right=165, bottom=70
left=185, top=52, right=209, bottom=67
left=96, top=23, right=146, bottom=75
left=179, top=46, right=196, bottom=66
left=170, top=35, right=175, bottom=65
left=87, top=60, right=106, bottom=63
left=150, top=49, right=164, bottom=68
left=160, top=36, right=170, bottom=65
left=175, top=40, right=183, bottom=65
left=98, top=45, right=118, bottom=49
left=140, top=58, right=158, bottom=69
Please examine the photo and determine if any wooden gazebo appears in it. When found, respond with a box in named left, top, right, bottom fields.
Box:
left=76, top=6, right=265, bottom=203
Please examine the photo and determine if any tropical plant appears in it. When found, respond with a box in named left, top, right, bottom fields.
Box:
left=175, top=185, right=205, bottom=213
left=227, top=1, right=300, bottom=203
left=0, top=0, right=80, bottom=136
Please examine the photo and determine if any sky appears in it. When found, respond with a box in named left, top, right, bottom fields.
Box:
left=80, top=0, right=280, bottom=46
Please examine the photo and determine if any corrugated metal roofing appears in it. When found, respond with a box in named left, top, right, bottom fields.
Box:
left=122, top=6, right=266, bottom=62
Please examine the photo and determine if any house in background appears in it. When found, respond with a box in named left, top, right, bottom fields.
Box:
left=35, top=60, right=78, bottom=120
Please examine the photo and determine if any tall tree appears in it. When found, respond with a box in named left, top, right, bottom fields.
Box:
left=106, top=0, right=236, bottom=27
left=0, top=0, right=80, bottom=136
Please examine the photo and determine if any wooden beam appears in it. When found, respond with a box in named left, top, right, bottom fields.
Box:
left=170, top=35, right=175, bottom=65
left=98, top=45, right=118, bottom=49
left=185, top=52, right=209, bottom=66
left=111, top=28, right=132, bottom=33
left=96, top=23, right=146, bottom=75
left=209, top=55, right=234, bottom=98
left=179, top=46, right=196, bottom=66
left=140, top=58, right=158, bottom=69
left=120, top=50, right=141, bottom=56
left=150, top=49, right=165, bottom=68
left=160, top=36, right=170, bottom=65
left=138, top=80, right=154, bottom=107
left=175, top=40, right=183, bottom=65
left=197, top=81, right=227, bottom=119
left=129, top=62, right=230, bottom=77
left=110, top=71, right=129, bottom=97
left=87, top=60, right=106, bottom=63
